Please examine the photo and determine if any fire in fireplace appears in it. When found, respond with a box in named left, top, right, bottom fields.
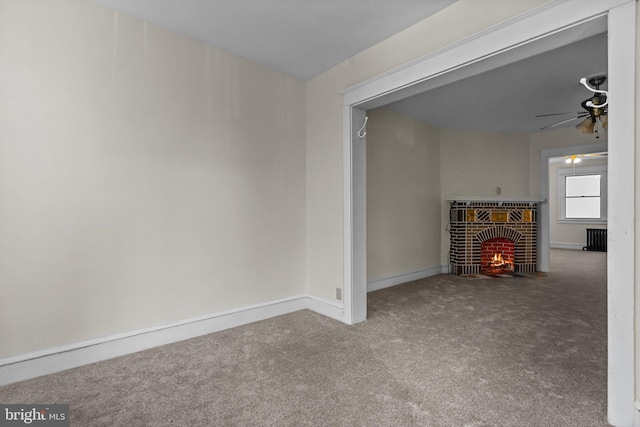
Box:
left=481, top=238, right=515, bottom=275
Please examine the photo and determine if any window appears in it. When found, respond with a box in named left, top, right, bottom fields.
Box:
left=558, top=165, right=607, bottom=223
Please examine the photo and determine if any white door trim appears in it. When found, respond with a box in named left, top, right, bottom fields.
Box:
left=342, top=105, right=367, bottom=324
left=605, top=3, right=636, bottom=425
left=539, top=141, right=608, bottom=271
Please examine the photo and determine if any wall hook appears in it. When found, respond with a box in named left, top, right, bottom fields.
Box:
left=357, top=116, right=368, bottom=139
left=580, top=77, right=608, bottom=109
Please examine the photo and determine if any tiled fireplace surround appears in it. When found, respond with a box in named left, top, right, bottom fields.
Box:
left=449, top=199, right=539, bottom=275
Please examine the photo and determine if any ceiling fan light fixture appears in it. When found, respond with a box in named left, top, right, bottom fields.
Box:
left=565, top=155, right=581, bottom=164
left=576, top=117, right=595, bottom=134
left=536, top=75, right=607, bottom=139
left=600, top=114, right=608, bottom=129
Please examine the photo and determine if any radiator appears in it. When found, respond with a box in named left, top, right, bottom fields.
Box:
left=583, top=228, right=607, bottom=252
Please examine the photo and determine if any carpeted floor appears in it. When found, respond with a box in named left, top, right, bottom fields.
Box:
left=0, top=249, right=608, bottom=426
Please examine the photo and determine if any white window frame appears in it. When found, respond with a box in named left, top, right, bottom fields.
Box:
left=557, top=165, right=607, bottom=224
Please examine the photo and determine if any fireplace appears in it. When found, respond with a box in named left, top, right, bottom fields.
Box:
left=481, top=238, right=514, bottom=275
left=448, top=198, right=542, bottom=276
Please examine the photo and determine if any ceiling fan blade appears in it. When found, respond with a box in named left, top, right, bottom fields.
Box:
left=535, top=112, right=580, bottom=117
left=539, top=116, right=584, bottom=130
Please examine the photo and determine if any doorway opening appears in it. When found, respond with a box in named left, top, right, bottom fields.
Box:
left=342, top=1, right=635, bottom=424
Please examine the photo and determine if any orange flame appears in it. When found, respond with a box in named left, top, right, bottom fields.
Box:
left=490, top=253, right=504, bottom=266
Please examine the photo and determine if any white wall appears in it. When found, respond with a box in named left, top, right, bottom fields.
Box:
left=367, top=110, right=607, bottom=278
left=366, top=115, right=533, bottom=277
left=440, top=129, right=530, bottom=198
left=0, top=0, right=307, bottom=358
left=362, top=110, right=608, bottom=276
left=439, top=129, right=531, bottom=265
left=366, top=108, right=441, bottom=280
left=548, top=157, right=607, bottom=248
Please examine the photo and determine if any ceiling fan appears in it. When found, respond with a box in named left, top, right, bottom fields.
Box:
left=537, top=74, right=608, bottom=138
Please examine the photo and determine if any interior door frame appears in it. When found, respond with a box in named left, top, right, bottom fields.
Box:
left=342, top=0, right=636, bottom=424
left=539, top=140, right=608, bottom=269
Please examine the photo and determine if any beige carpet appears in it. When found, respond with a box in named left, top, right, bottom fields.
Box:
left=0, top=249, right=608, bottom=426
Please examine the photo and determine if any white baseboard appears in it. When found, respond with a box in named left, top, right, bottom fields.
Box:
left=550, top=243, right=585, bottom=250
left=305, top=295, right=345, bottom=322
left=367, top=265, right=445, bottom=293
left=0, top=295, right=345, bottom=387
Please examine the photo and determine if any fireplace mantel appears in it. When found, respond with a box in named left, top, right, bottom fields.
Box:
left=446, top=196, right=546, bottom=204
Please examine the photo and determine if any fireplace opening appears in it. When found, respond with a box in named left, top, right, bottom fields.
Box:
left=481, top=238, right=515, bottom=275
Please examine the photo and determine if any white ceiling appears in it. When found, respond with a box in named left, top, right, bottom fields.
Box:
left=91, top=0, right=607, bottom=134
left=386, top=31, right=608, bottom=133
left=91, top=0, right=458, bottom=80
